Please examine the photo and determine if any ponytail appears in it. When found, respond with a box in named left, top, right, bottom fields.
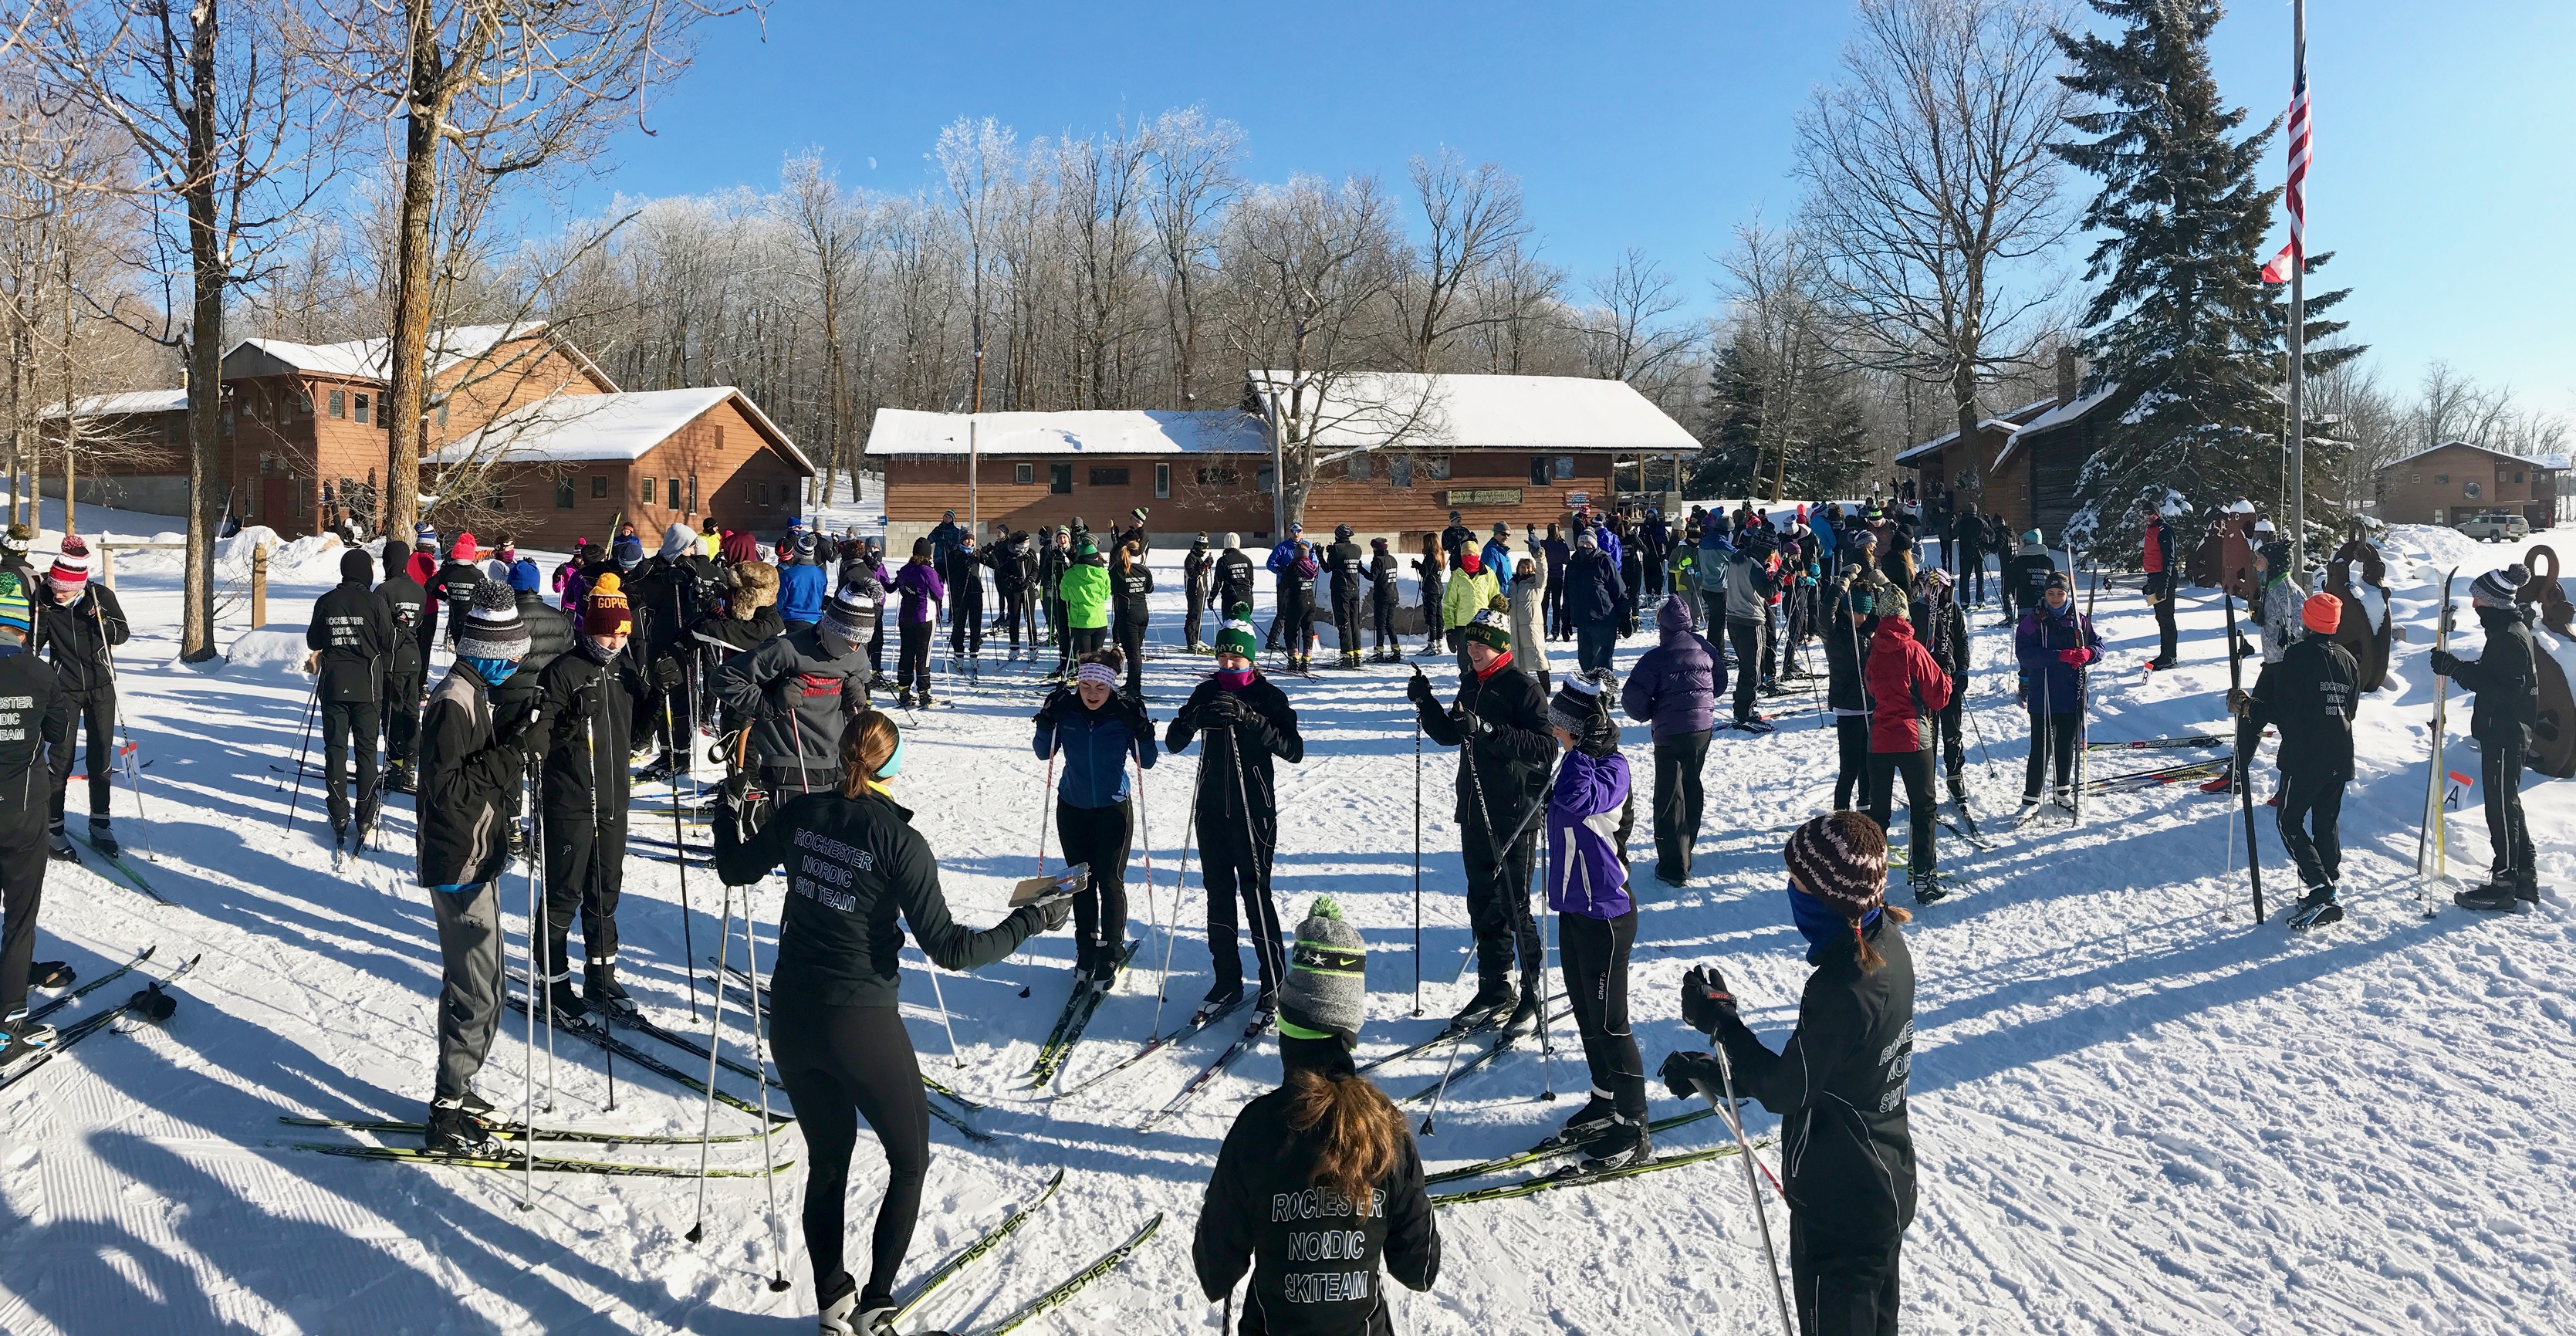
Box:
left=1855, top=904, right=1912, bottom=972
left=1283, top=1067, right=1405, bottom=1214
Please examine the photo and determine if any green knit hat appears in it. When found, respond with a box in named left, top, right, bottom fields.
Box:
left=1460, top=606, right=1511, bottom=653
left=1212, top=603, right=1258, bottom=660
left=1277, top=896, right=1366, bottom=1047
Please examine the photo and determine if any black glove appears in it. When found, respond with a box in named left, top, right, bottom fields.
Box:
left=1114, top=692, right=1151, bottom=734
left=762, top=677, right=796, bottom=719
left=712, top=806, right=741, bottom=848
left=1032, top=893, right=1076, bottom=932
left=509, top=715, right=547, bottom=752
left=1033, top=685, right=1075, bottom=729
left=2430, top=648, right=2462, bottom=678
left=1659, top=1049, right=1725, bottom=1101
left=652, top=656, right=686, bottom=692
left=1406, top=669, right=1438, bottom=709
left=1678, top=964, right=1739, bottom=1034
left=1205, top=692, right=1249, bottom=724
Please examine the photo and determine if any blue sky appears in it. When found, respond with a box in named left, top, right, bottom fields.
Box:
left=596, top=0, right=2575, bottom=421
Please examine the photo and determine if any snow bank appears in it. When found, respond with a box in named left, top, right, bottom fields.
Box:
left=2383, top=523, right=2486, bottom=573
left=218, top=527, right=351, bottom=583
left=225, top=624, right=311, bottom=672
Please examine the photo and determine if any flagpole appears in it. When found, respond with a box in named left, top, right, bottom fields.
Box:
left=2287, top=0, right=2307, bottom=581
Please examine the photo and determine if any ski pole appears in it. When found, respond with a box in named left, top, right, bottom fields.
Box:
left=1535, top=853, right=1556, bottom=1104
left=741, top=879, right=793, bottom=1294
left=1134, top=751, right=1155, bottom=983
left=1697, top=1053, right=1794, bottom=1336
left=1412, top=715, right=1422, bottom=1016
left=280, top=678, right=321, bottom=830
left=666, top=689, right=700, bottom=1020
left=532, top=785, right=556, bottom=1114
left=1145, top=756, right=1203, bottom=1042
left=93, top=603, right=156, bottom=860
left=685, top=881, right=734, bottom=1243
left=521, top=820, right=539, bottom=1213
left=1418, top=1027, right=1470, bottom=1137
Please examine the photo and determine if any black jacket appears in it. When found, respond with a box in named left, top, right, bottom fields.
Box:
left=1326, top=539, right=1366, bottom=597
left=2438, top=604, right=2541, bottom=741
left=1908, top=581, right=1969, bottom=679
left=1713, top=916, right=1917, bottom=1241
left=947, top=547, right=985, bottom=611
left=427, top=559, right=485, bottom=647
left=1415, top=661, right=1555, bottom=839
left=1193, top=1077, right=1442, bottom=1336
left=2003, top=553, right=2057, bottom=609
left=1113, top=565, right=1154, bottom=626
left=2246, top=634, right=2358, bottom=781
left=1214, top=549, right=1256, bottom=615
left=630, top=553, right=720, bottom=663
left=377, top=572, right=431, bottom=678
left=34, top=583, right=129, bottom=698
left=306, top=580, right=394, bottom=705
left=1184, top=546, right=1214, bottom=604
left=1825, top=607, right=1878, bottom=715
left=987, top=536, right=1030, bottom=596
left=1166, top=675, right=1304, bottom=844
left=715, top=620, right=869, bottom=774
left=712, top=788, right=1046, bottom=1009
left=491, top=591, right=574, bottom=735
left=415, top=666, right=523, bottom=889
left=534, top=643, right=648, bottom=817
left=1038, top=543, right=1073, bottom=607
left=0, top=646, right=73, bottom=833
left=1367, top=553, right=1398, bottom=606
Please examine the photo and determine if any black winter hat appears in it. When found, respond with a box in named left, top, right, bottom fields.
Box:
left=340, top=548, right=375, bottom=585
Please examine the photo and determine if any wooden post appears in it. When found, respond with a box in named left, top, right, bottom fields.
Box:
left=252, top=542, right=269, bottom=627
left=99, top=546, right=113, bottom=589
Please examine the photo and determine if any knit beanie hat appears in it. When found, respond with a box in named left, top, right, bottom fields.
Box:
left=414, top=522, right=438, bottom=551
left=0, top=524, right=29, bottom=556
left=2472, top=564, right=2527, bottom=611
left=583, top=572, right=633, bottom=638
left=660, top=521, right=698, bottom=560
left=612, top=535, right=645, bottom=569
left=2300, top=592, right=2342, bottom=636
left=820, top=578, right=880, bottom=645
left=1276, top=896, right=1366, bottom=1047
left=2021, top=529, right=2043, bottom=548
left=455, top=579, right=531, bottom=660
left=1222, top=532, right=1240, bottom=549
left=1575, top=527, right=1597, bottom=549
left=0, top=572, right=32, bottom=634
left=449, top=531, right=479, bottom=561
left=793, top=530, right=820, bottom=560
left=509, top=560, right=542, bottom=594
left=911, top=537, right=932, bottom=560
left=340, top=548, right=374, bottom=585
left=1547, top=670, right=1618, bottom=754
left=1335, top=523, right=1354, bottom=541
left=1073, top=534, right=1097, bottom=558
left=1213, top=603, right=1259, bottom=660
left=1784, top=811, right=1888, bottom=918
left=49, top=535, right=90, bottom=590
left=1461, top=606, right=1511, bottom=653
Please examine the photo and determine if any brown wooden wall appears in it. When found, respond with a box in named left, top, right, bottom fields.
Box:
left=2377, top=444, right=2560, bottom=526
left=469, top=396, right=809, bottom=550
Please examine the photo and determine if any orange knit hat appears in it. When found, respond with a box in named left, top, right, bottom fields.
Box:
left=2300, top=591, right=2341, bottom=636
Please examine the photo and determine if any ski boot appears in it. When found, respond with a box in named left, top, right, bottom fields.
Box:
left=897, top=689, right=917, bottom=710
left=1198, top=977, right=1244, bottom=1021
left=1576, top=1116, right=1652, bottom=1173
left=1449, top=981, right=1516, bottom=1034
left=1909, top=866, right=1949, bottom=904
left=1503, top=986, right=1544, bottom=1037
left=2051, top=786, right=2076, bottom=817
left=814, top=1275, right=859, bottom=1334
left=543, top=974, right=590, bottom=1022
left=918, top=689, right=936, bottom=709
left=424, top=1096, right=509, bottom=1158
left=1254, top=986, right=1280, bottom=1024
left=87, top=817, right=119, bottom=860
left=506, top=821, right=527, bottom=859
left=1554, top=1093, right=1621, bottom=1147
left=2287, top=884, right=2344, bottom=931
left=634, top=753, right=681, bottom=786
left=0, top=1015, right=59, bottom=1066
left=585, top=960, right=640, bottom=1019
left=384, top=761, right=417, bottom=796
left=2453, top=883, right=2530, bottom=914
left=46, top=824, right=75, bottom=863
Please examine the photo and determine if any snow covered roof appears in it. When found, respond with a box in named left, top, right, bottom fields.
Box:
left=1893, top=397, right=2060, bottom=465
left=428, top=387, right=813, bottom=475
left=42, top=388, right=188, bottom=420
left=865, top=408, right=1268, bottom=458
left=2381, top=439, right=2569, bottom=472
left=220, top=322, right=617, bottom=391
left=1990, top=384, right=2123, bottom=471
left=1243, top=370, right=1697, bottom=455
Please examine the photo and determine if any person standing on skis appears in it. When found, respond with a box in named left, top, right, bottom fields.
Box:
left=890, top=538, right=945, bottom=709
left=1622, top=595, right=1722, bottom=888
left=630, top=523, right=720, bottom=785
left=427, top=532, right=486, bottom=651
left=1906, top=562, right=1972, bottom=810
left=1367, top=536, right=1402, bottom=664
left=1033, top=648, right=1158, bottom=984
left=2000, top=528, right=2055, bottom=628
left=1183, top=533, right=1215, bottom=654
left=1193, top=897, right=1441, bottom=1332
left=1213, top=533, right=1256, bottom=643
left=1407, top=608, right=1554, bottom=1035
left=1439, top=549, right=1499, bottom=671
left=2209, top=539, right=2308, bottom=797
left=716, top=580, right=877, bottom=801
left=945, top=529, right=984, bottom=671
left=1722, top=529, right=1780, bottom=731
left=1165, top=608, right=1305, bottom=1013
left=1658, top=812, right=1917, bottom=1336
left=1108, top=540, right=1154, bottom=698
left=33, top=537, right=129, bottom=860
left=0, top=574, right=73, bottom=1065
left=1414, top=537, right=1448, bottom=659
left=2014, top=573, right=2101, bottom=813
left=1056, top=533, right=1111, bottom=676
left=2139, top=503, right=2180, bottom=670
left=1861, top=596, right=1953, bottom=902
left=531, top=574, right=651, bottom=1017
left=304, top=548, right=396, bottom=853
left=2432, top=564, right=2541, bottom=912
left=989, top=525, right=1033, bottom=659
left=2242, top=592, right=2360, bottom=925
left=1543, top=670, right=1653, bottom=1171
left=1327, top=523, right=1367, bottom=669
left=377, top=538, right=432, bottom=796
left=712, top=711, right=1073, bottom=1336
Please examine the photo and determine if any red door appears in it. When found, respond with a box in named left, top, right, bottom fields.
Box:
left=261, top=478, right=297, bottom=534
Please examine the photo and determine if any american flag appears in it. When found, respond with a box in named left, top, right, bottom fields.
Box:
left=2261, top=76, right=2312, bottom=284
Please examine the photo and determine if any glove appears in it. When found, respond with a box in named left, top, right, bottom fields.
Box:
left=1678, top=964, right=1738, bottom=1034
left=712, top=806, right=740, bottom=847
left=1031, top=893, right=1076, bottom=932
left=1406, top=671, right=1438, bottom=709
left=652, top=656, right=686, bottom=692
left=1658, top=1049, right=1725, bottom=1102
left=762, top=678, right=795, bottom=719
left=2057, top=647, right=2092, bottom=666
left=510, top=716, right=546, bottom=751
left=1206, top=692, right=1250, bottom=723
left=2430, top=648, right=2462, bottom=678
left=1114, top=692, right=1151, bottom=734
left=1033, top=686, right=1074, bottom=729
left=2225, top=685, right=2250, bottom=715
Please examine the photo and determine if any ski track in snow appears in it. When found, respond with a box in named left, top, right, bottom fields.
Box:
left=0, top=505, right=2571, bottom=1334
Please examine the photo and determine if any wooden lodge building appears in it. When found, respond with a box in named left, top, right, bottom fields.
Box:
left=49, top=323, right=812, bottom=548
left=869, top=370, right=1700, bottom=553
left=2373, top=440, right=2564, bottom=529
left=1895, top=348, right=2121, bottom=539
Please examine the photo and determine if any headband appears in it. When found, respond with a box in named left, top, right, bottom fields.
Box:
left=1075, top=662, right=1119, bottom=688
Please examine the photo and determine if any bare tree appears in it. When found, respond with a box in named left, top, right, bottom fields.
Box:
left=1719, top=222, right=1831, bottom=502
left=779, top=150, right=862, bottom=507
left=1793, top=0, right=2075, bottom=438
left=1393, top=147, right=1528, bottom=371
left=937, top=114, right=1017, bottom=414
left=1144, top=107, right=1242, bottom=408
left=1582, top=246, right=1698, bottom=410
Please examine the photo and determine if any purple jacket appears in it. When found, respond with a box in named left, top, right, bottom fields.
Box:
left=1621, top=596, right=1723, bottom=738
left=2014, top=602, right=2101, bottom=710
left=892, top=560, right=945, bottom=624
left=1547, top=749, right=1632, bottom=920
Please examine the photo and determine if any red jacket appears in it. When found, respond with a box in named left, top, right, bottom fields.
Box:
left=1862, top=614, right=1952, bottom=753
left=2143, top=517, right=2169, bottom=574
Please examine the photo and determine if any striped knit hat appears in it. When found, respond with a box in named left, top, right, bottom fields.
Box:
left=1784, top=812, right=1888, bottom=917
left=1212, top=604, right=1258, bottom=660
left=414, top=522, right=438, bottom=551
left=2472, top=564, right=2528, bottom=611
left=1, top=524, right=29, bottom=556
left=455, top=579, right=530, bottom=660
left=49, top=535, right=91, bottom=590
left=0, top=572, right=30, bottom=634
left=1461, top=606, right=1511, bottom=653
left=820, top=577, right=880, bottom=646
left=583, top=571, right=632, bottom=638
left=1277, top=896, right=1366, bottom=1047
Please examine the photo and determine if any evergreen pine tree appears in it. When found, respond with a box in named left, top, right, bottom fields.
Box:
left=1692, top=330, right=1873, bottom=502
left=2051, top=0, right=2361, bottom=557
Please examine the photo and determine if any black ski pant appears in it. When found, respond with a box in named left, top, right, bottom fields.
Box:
left=1462, top=809, right=1542, bottom=996
left=1372, top=595, right=1398, bottom=652
left=1790, top=1216, right=1902, bottom=1336
left=1115, top=621, right=1147, bottom=694
left=0, top=822, right=48, bottom=1022
left=1929, top=694, right=1965, bottom=783
left=385, top=664, right=426, bottom=771
left=1266, top=581, right=1292, bottom=651
left=770, top=998, right=928, bottom=1313
left=1056, top=798, right=1131, bottom=967
left=1868, top=746, right=1936, bottom=873
left=997, top=589, right=1028, bottom=651
left=893, top=620, right=931, bottom=695
left=321, top=699, right=380, bottom=835
left=2228, top=662, right=2282, bottom=784
left=1650, top=729, right=1709, bottom=881
left=1184, top=590, right=1207, bottom=648
left=1421, top=582, right=1445, bottom=652
left=2146, top=572, right=2179, bottom=662
left=1834, top=715, right=1876, bottom=810
left=2025, top=709, right=2080, bottom=798
left=2273, top=769, right=2345, bottom=893
left=1559, top=908, right=1646, bottom=1121
left=1961, top=550, right=1986, bottom=605
left=1200, top=819, right=1283, bottom=996
left=1577, top=621, right=1617, bottom=675
left=1703, top=594, right=1729, bottom=651
left=539, top=807, right=624, bottom=973
left=868, top=621, right=887, bottom=676
left=1547, top=580, right=1569, bottom=639
left=949, top=594, right=983, bottom=660
left=1763, top=607, right=1780, bottom=685
left=1727, top=619, right=1764, bottom=722
left=2480, top=722, right=2535, bottom=893
left=46, top=687, right=115, bottom=825
left=1066, top=626, right=1107, bottom=665
left=1333, top=587, right=1362, bottom=654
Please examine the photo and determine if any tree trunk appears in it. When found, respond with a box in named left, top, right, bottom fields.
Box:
left=179, top=0, right=225, bottom=661
left=383, top=0, right=443, bottom=543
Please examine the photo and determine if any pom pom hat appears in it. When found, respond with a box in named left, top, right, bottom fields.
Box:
left=1212, top=604, right=1259, bottom=661
left=583, top=571, right=633, bottom=638
left=455, top=580, right=530, bottom=660
left=2472, top=564, right=2527, bottom=611
left=1276, top=896, right=1366, bottom=1047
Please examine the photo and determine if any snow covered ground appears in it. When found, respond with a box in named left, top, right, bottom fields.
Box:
left=0, top=506, right=2570, bottom=1335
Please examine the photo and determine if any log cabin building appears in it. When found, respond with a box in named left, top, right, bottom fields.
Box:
left=870, top=370, right=1699, bottom=553
left=2374, top=441, right=2563, bottom=529
left=1895, top=348, right=2119, bottom=539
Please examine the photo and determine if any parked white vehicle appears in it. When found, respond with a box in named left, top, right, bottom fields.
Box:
left=2458, top=510, right=2531, bottom=542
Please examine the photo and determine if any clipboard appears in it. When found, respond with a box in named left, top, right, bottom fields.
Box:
left=1011, top=864, right=1090, bottom=906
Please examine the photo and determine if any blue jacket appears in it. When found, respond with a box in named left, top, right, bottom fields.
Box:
left=1593, top=523, right=1623, bottom=569
left=1546, top=748, right=1631, bottom=920
left=1481, top=538, right=1515, bottom=594
left=1564, top=547, right=1625, bottom=626
left=1266, top=539, right=1304, bottom=575
left=778, top=560, right=828, bottom=625
left=1033, top=698, right=1158, bottom=808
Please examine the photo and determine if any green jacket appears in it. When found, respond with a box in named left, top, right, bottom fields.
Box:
left=1442, top=566, right=1500, bottom=631
left=1060, top=558, right=1111, bottom=630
